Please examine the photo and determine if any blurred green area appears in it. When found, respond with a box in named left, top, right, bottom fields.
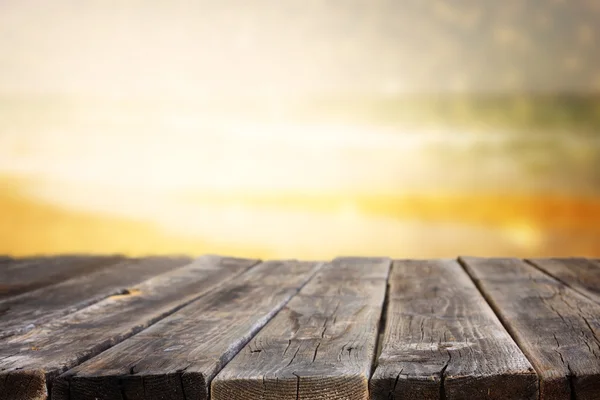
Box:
left=287, top=94, right=600, bottom=133
left=4, top=93, right=599, bottom=193
left=2, top=93, right=599, bottom=194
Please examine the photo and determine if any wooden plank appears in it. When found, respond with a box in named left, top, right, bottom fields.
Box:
left=52, top=260, right=322, bottom=400
left=528, top=258, right=600, bottom=305
left=0, top=255, right=259, bottom=400
left=0, top=255, right=12, bottom=265
left=370, top=259, right=538, bottom=400
left=461, top=257, right=600, bottom=400
left=0, top=255, right=124, bottom=300
left=212, top=257, right=391, bottom=400
left=0, top=256, right=191, bottom=339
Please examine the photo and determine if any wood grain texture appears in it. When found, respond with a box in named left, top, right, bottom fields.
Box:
left=212, top=257, right=391, bottom=400
left=461, top=257, right=600, bottom=400
left=52, top=260, right=322, bottom=400
left=528, top=258, right=600, bottom=305
left=370, top=259, right=537, bottom=400
left=0, top=255, right=258, bottom=400
left=0, top=256, right=190, bottom=339
left=0, top=255, right=124, bottom=300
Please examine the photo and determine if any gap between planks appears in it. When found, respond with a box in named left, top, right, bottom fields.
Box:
left=0, top=255, right=125, bottom=300
left=0, top=256, right=192, bottom=339
left=52, top=260, right=323, bottom=400
left=526, top=258, right=600, bottom=305
left=370, top=259, right=537, bottom=400
left=211, top=257, right=392, bottom=400
left=460, top=257, right=600, bottom=400
left=0, top=255, right=261, bottom=400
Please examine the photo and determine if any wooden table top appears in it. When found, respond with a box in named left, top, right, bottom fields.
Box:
left=0, top=255, right=599, bottom=400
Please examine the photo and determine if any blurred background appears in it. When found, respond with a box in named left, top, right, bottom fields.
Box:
left=1, top=0, right=599, bottom=259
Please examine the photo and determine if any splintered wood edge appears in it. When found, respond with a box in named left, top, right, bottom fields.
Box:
left=0, top=370, right=48, bottom=400
left=370, top=358, right=539, bottom=400
left=212, top=374, right=369, bottom=400
left=52, top=371, right=210, bottom=400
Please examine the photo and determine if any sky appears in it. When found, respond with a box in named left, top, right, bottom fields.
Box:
left=1, top=0, right=600, bottom=97
left=1, top=1, right=600, bottom=258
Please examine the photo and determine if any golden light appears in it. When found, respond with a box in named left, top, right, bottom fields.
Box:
left=1, top=1, right=599, bottom=258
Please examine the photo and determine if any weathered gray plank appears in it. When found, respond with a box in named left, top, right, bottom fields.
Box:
left=212, top=257, right=391, bottom=400
left=0, top=256, right=190, bottom=339
left=0, top=255, right=259, bottom=400
left=0, top=255, right=12, bottom=265
left=52, top=260, right=322, bottom=400
left=0, top=255, right=124, bottom=300
left=528, top=258, right=600, bottom=305
left=370, top=259, right=538, bottom=400
left=461, top=257, right=600, bottom=400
